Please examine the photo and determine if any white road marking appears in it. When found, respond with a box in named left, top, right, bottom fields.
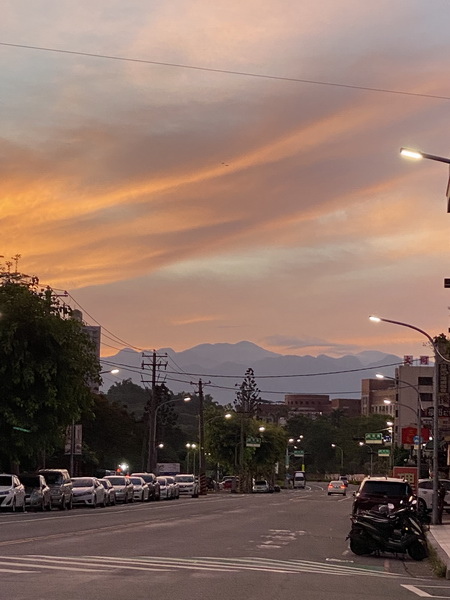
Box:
left=401, top=585, right=432, bottom=597
left=0, top=554, right=411, bottom=577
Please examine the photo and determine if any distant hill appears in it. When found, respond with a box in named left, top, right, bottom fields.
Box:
left=101, top=341, right=401, bottom=405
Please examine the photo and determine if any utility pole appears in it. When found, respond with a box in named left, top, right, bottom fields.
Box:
left=142, top=350, right=167, bottom=473
left=190, top=378, right=210, bottom=495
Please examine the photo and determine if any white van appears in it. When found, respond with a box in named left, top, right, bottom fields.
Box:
left=293, top=471, right=306, bottom=489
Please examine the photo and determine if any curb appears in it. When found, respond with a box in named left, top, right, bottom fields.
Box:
left=427, top=528, right=450, bottom=578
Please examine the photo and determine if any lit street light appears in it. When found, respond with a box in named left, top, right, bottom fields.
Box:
left=370, top=315, right=441, bottom=523
left=377, top=373, right=425, bottom=485
left=359, top=442, right=375, bottom=476
left=331, top=443, right=344, bottom=473
left=149, top=396, right=190, bottom=474
left=400, top=147, right=450, bottom=212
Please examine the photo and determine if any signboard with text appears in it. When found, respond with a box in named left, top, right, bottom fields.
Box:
left=365, top=433, right=383, bottom=444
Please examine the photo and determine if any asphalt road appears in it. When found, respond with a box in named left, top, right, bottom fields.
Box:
left=0, top=482, right=449, bottom=600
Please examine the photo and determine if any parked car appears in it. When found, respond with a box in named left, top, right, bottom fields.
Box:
left=71, top=477, right=106, bottom=508
left=252, top=480, right=271, bottom=493
left=98, top=478, right=116, bottom=506
left=156, top=476, right=170, bottom=500
left=19, top=473, right=51, bottom=511
left=174, top=474, right=199, bottom=498
left=165, top=476, right=180, bottom=499
left=327, top=480, right=347, bottom=496
left=352, top=476, right=415, bottom=514
left=130, top=473, right=158, bottom=500
left=129, top=477, right=150, bottom=502
left=0, top=474, right=26, bottom=512
left=38, top=469, right=73, bottom=510
left=417, top=478, right=450, bottom=513
left=103, top=476, right=134, bottom=503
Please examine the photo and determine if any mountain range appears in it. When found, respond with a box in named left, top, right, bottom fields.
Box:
left=101, top=341, right=402, bottom=405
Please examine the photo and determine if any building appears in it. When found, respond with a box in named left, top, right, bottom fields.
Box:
left=72, top=309, right=101, bottom=393
left=284, top=394, right=332, bottom=417
left=330, top=397, right=362, bottom=417
left=361, top=378, right=395, bottom=417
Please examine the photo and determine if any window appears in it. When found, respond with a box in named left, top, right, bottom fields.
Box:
left=418, top=377, right=433, bottom=386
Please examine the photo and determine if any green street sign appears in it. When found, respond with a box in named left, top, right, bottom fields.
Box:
left=365, top=433, right=383, bottom=444
left=378, top=448, right=390, bottom=456
left=246, top=436, right=261, bottom=448
left=293, top=450, right=304, bottom=457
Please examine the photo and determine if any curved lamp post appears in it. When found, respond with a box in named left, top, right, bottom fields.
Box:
left=150, top=396, right=190, bottom=473
left=369, top=315, right=441, bottom=523
left=359, top=442, right=375, bottom=476
left=331, top=443, right=344, bottom=473
left=377, top=373, right=424, bottom=485
left=400, top=147, right=450, bottom=213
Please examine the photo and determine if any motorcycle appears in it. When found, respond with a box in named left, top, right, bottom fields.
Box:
left=347, top=503, right=428, bottom=561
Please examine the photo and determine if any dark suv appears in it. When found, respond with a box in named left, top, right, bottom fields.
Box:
left=352, top=476, right=414, bottom=514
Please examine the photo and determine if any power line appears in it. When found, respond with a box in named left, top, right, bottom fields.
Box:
left=1, top=41, right=450, bottom=102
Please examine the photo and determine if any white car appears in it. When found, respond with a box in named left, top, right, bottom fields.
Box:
left=156, top=477, right=170, bottom=500
left=252, top=479, right=272, bottom=493
left=98, top=478, right=116, bottom=506
left=129, top=477, right=150, bottom=502
left=418, top=478, right=450, bottom=513
left=103, top=476, right=134, bottom=503
left=165, top=476, right=180, bottom=499
left=0, top=474, right=26, bottom=512
left=174, top=474, right=199, bottom=498
left=71, top=477, right=106, bottom=508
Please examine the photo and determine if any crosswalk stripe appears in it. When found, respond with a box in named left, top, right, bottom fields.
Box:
left=0, top=554, right=406, bottom=577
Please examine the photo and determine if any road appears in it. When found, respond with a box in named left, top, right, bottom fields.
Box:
left=0, top=482, right=449, bottom=600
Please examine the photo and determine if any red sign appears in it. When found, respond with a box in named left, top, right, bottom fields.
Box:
left=401, top=427, right=430, bottom=445
left=393, top=466, right=418, bottom=492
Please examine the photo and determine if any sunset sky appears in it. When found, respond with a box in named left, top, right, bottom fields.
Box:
left=2, top=0, right=450, bottom=362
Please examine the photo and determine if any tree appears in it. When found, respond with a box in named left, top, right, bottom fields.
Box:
left=234, top=368, right=261, bottom=415
left=0, top=275, right=100, bottom=471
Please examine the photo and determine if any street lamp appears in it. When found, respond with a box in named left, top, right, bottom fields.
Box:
left=285, top=437, right=304, bottom=488
left=185, top=443, right=197, bottom=474
left=149, top=396, right=190, bottom=473
left=369, top=315, right=441, bottom=524
left=400, top=147, right=450, bottom=212
left=359, top=442, right=375, bottom=476
left=331, top=444, right=344, bottom=473
left=377, top=373, right=424, bottom=483
left=100, top=368, right=119, bottom=375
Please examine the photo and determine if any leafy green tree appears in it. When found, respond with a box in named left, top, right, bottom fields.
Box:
left=0, top=276, right=100, bottom=471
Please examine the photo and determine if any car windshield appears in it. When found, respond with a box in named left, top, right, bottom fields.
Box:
left=72, top=478, right=94, bottom=487
left=255, top=481, right=267, bottom=486
left=175, top=476, right=194, bottom=482
left=362, top=481, right=410, bottom=496
left=41, top=473, right=62, bottom=485
left=19, top=476, right=40, bottom=488
left=106, top=477, right=126, bottom=485
left=130, top=478, right=142, bottom=485
left=0, top=476, right=13, bottom=487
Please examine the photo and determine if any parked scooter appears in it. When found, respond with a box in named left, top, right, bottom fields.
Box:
left=347, top=503, right=428, bottom=561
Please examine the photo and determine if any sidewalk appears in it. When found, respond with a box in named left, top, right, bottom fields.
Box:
left=428, top=512, right=450, bottom=577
